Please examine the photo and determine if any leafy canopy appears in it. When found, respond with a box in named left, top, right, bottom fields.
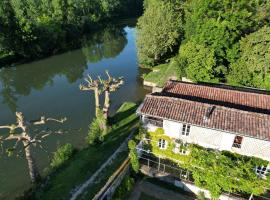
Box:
left=228, top=26, right=270, bottom=89
left=137, top=0, right=183, bottom=66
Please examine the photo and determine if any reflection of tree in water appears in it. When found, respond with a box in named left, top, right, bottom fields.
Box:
left=0, top=24, right=128, bottom=112
left=0, top=50, right=87, bottom=111
left=82, top=25, right=127, bottom=63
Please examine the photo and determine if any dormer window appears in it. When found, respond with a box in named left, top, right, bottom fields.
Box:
left=232, top=136, right=243, bottom=149
left=158, top=139, right=167, bottom=149
left=182, top=124, right=191, bottom=136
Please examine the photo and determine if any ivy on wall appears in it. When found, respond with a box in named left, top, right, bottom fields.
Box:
left=144, top=128, right=270, bottom=199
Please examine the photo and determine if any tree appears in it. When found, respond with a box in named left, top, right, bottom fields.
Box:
left=99, top=71, right=124, bottom=119
left=183, top=0, right=270, bottom=66
left=179, top=41, right=220, bottom=83
left=80, top=71, right=124, bottom=119
left=228, top=26, right=270, bottom=89
left=0, top=112, right=66, bottom=183
left=80, top=75, right=101, bottom=117
left=137, top=0, right=183, bottom=66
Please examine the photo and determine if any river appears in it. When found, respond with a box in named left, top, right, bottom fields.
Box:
left=0, top=20, right=149, bottom=200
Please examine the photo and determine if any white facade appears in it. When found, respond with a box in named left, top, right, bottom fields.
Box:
left=142, top=115, right=270, bottom=162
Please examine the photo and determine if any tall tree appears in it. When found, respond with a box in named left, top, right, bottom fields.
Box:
left=0, top=112, right=66, bottom=183
left=228, top=26, right=270, bottom=89
left=137, top=0, right=183, bottom=66
left=178, top=41, right=219, bottom=83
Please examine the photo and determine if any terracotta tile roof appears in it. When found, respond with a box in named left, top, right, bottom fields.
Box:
left=162, top=81, right=270, bottom=113
left=138, top=81, right=270, bottom=141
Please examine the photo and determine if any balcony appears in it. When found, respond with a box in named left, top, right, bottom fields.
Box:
left=144, top=117, right=163, bottom=127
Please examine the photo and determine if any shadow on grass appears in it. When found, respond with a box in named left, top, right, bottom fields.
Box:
left=22, top=102, right=139, bottom=200
left=109, top=103, right=138, bottom=125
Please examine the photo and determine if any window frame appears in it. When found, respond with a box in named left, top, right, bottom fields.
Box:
left=180, top=142, right=188, bottom=155
left=182, top=124, right=191, bottom=136
left=158, top=139, right=167, bottom=149
left=232, top=136, right=243, bottom=149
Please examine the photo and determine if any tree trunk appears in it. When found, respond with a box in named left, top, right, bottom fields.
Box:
left=94, top=87, right=100, bottom=117
left=154, top=54, right=159, bottom=61
left=103, top=90, right=110, bottom=119
left=23, top=140, right=40, bottom=183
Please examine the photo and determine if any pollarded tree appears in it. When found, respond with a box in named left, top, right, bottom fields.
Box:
left=80, top=71, right=124, bottom=120
left=228, top=26, right=270, bottom=89
left=0, top=112, right=66, bottom=183
left=80, top=75, right=101, bottom=117
left=137, top=0, right=183, bottom=66
left=99, top=71, right=124, bottom=119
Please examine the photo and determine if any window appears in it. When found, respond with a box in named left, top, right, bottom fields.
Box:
left=158, top=139, right=167, bottom=149
left=182, top=124, right=191, bottom=136
left=180, top=143, right=188, bottom=155
left=255, top=166, right=269, bottom=178
left=232, top=136, right=243, bottom=148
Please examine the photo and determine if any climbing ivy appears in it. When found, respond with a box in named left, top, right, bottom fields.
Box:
left=145, top=128, right=270, bottom=199
left=128, top=140, right=140, bottom=173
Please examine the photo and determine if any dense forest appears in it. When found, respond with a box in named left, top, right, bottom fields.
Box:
left=0, top=0, right=142, bottom=63
left=137, top=0, right=270, bottom=89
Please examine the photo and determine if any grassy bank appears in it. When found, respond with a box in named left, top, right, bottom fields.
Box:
left=143, top=58, right=181, bottom=87
left=34, top=102, right=139, bottom=200
left=78, top=150, right=129, bottom=199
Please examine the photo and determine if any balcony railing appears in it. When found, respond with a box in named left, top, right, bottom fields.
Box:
left=232, top=143, right=241, bottom=149
left=144, top=118, right=163, bottom=127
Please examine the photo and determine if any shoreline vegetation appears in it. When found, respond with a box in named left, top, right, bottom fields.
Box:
left=0, top=0, right=143, bottom=68
left=137, top=0, right=270, bottom=90
left=18, top=102, right=139, bottom=200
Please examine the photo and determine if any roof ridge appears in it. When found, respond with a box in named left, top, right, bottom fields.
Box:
left=165, top=80, right=270, bottom=96
left=147, top=94, right=270, bottom=118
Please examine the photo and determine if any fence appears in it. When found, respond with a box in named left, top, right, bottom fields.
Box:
left=92, top=157, right=130, bottom=200
left=138, top=152, right=193, bottom=183
left=138, top=151, right=270, bottom=200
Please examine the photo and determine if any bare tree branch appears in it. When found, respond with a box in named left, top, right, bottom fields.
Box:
left=30, top=116, right=67, bottom=125
left=0, top=124, right=19, bottom=132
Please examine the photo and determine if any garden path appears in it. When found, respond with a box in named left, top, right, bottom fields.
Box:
left=69, top=133, right=134, bottom=200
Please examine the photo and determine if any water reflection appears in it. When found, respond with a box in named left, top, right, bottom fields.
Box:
left=82, top=26, right=127, bottom=62
left=0, top=22, right=149, bottom=200
left=0, top=25, right=128, bottom=112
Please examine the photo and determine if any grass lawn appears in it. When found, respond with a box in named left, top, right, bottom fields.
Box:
left=78, top=150, right=128, bottom=199
left=143, top=58, right=181, bottom=87
left=139, top=193, right=159, bottom=200
left=34, top=102, right=139, bottom=200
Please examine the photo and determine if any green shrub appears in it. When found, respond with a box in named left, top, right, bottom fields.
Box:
left=128, top=140, right=140, bottom=173
left=50, top=143, right=75, bottom=169
left=113, top=176, right=135, bottom=200
left=86, top=110, right=108, bottom=145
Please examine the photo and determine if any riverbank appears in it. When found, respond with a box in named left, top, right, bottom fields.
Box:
left=0, top=18, right=139, bottom=68
left=142, top=58, right=181, bottom=88
left=24, top=102, right=139, bottom=200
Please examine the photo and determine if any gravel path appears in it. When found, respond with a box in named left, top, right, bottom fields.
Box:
left=69, top=133, right=133, bottom=200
